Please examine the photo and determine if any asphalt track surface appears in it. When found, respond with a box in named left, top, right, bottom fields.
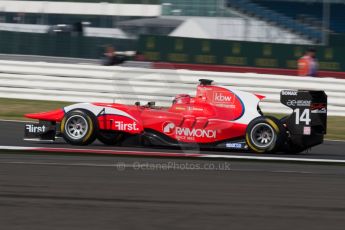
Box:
left=0, top=120, right=345, bottom=229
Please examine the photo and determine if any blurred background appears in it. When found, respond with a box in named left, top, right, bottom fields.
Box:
left=0, top=0, right=344, bottom=72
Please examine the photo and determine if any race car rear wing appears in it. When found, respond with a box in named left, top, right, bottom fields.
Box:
left=280, top=90, right=327, bottom=150
left=281, top=90, right=327, bottom=135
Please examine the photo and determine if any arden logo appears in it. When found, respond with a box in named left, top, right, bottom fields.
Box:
left=115, top=121, right=138, bottom=131
left=213, top=92, right=233, bottom=103
left=26, top=124, right=46, bottom=133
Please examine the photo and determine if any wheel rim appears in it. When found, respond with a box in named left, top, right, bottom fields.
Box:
left=250, top=123, right=276, bottom=148
left=65, top=115, right=89, bottom=140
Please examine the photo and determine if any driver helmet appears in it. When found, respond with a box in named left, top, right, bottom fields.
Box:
left=173, top=94, right=191, bottom=104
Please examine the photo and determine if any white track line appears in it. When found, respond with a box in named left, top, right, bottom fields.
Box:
left=325, top=139, right=345, bottom=142
left=203, top=154, right=345, bottom=163
left=0, top=145, right=345, bottom=164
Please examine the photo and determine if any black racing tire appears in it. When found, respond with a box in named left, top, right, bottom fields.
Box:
left=61, top=110, right=97, bottom=146
left=246, top=116, right=286, bottom=153
left=97, top=131, right=126, bottom=146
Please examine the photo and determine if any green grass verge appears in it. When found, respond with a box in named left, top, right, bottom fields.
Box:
left=0, top=98, right=344, bottom=140
left=0, top=98, right=71, bottom=121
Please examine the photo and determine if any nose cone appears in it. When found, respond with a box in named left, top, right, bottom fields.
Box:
left=25, top=109, right=64, bottom=122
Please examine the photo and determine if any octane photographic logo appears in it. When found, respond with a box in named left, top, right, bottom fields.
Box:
left=113, top=60, right=184, bottom=107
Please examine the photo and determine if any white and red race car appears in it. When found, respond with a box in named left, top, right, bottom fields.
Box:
left=24, top=79, right=327, bottom=153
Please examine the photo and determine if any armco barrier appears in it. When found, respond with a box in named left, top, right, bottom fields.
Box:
left=0, top=60, right=344, bottom=116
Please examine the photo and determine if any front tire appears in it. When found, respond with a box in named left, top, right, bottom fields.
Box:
left=246, top=116, right=286, bottom=153
left=61, top=110, right=97, bottom=145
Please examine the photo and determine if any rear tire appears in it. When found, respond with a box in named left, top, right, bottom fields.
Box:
left=61, top=110, right=97, bottom=146
left=246, top=116, right=286, bottom=153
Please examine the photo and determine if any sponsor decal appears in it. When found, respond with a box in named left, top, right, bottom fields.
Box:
left=115, top=121, right=139, bottom=131
left=282, top=90, right=298, bottom=96
left=176, top=127, right=216, bottom=139
left=192, top=107, right=203, bottom=111
left=162, top=122, right=175, bottom=135
left=26, top=124, right=46, bottom=133
left=311, top=103, right=327, bottom=114
left=286, top=100, right=296, bottom=106
left=213, top=92, right=234, bottom=103
left=303, top=126, right=311, bottom=135
left=287, top=99, right=311, bottom=107
left=174, top=106, right=186, bottom=111
left=162, top=122, right=216, bottom=139
left=25, top=122, right=56, bottom=140
left=226, top=143, right=243, bottom=149
left=311, top=108, right=327, bottom=114
left=216, top=103, right=235, bottom=109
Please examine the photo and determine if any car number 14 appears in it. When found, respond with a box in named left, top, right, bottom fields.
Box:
left=294, top=108, right=311, bottom=125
